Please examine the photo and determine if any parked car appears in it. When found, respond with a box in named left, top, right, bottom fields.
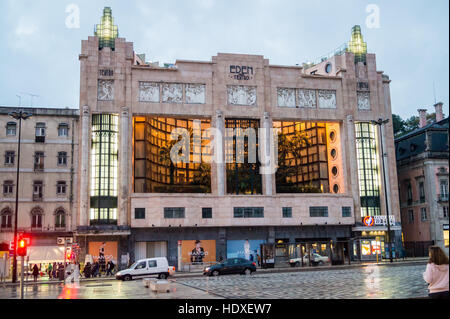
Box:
left=116, top=257, right=170, bottom=281
left=203, top=258, right=257, bottom=276
left=289, top=253, right=330, bottom=267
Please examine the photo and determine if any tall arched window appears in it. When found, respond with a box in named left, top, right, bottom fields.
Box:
left=31, top=207, right=43, bottom=229
left=1, top=208, right=12, bottom=229
left=55, top=208, right=66, bottom=229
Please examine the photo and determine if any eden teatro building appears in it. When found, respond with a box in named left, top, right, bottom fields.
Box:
left=75, top=8, right=403, bottom=269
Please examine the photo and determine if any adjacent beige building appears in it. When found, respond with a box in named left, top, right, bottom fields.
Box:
left=0, top=107, right=79, bottom=263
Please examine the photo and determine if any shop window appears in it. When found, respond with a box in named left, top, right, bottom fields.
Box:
left=90, top=114, right=118, bottom=225
left=444, top=229, right=449, bottom=247
left=275, top=121, right=330, bottom=194
left=164, top=207, right=185, bottom=219
left=135, top=208, right=145, bottom=219
left=355, top=122, right=381, bottom=217
left=5, top=151, right=15, bottom=165
left=282, top=207, right=292, bottom=218
left=133, top=116, right=211, bottom=194
left=234, top=207, right=264, bottom=218
left=226, top=119, right=262, bottom=195
left=342, top=207, right=352, bottom=217
left=420, top=207, right=427, bottom=221
left=202, top=208, right=212, bottom=219
left=309, top=206, right=328, bottom=217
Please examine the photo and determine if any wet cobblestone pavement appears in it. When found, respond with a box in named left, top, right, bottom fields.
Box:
left=175, top=264, right=429, bottom=299
left=0, top=264, right=429, bottom=299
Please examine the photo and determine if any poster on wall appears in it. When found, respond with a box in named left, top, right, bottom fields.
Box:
left=227, top=240, right=266, bottom=262
left=181, top=240, right=216, bottom=264
left=88, top=241, right=118, bottom=264
left=361, top=240, right=371, bottom=256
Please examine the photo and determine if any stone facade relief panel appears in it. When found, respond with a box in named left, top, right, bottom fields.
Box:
left=318, top=90, right=337, bottom=109
left=357, top=91, right=371, bottom=110
left=297, top=89, right=317, bottom=108
left=185, top=84, right=206, bottom=104
left=162, top=83, right=183, bottom=103
left=139, top=82, right=160, bottom=102
left=97, top=80, right=114, bottom=101
left=227, top=85, right=257, bottom=106
left=277, top=88, right=296, bottom=108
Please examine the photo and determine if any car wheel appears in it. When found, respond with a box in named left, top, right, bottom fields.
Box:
left=244, top=268, right=252, bottom=276
left=319, top=261, right=324, bottom=266
left=295, top=262, right=300, bottom=267
left=212, top=270, right=220, bottom=277
left=123, top=275, right=132, bottom=281
left=159, top=273, right=168, bottom=280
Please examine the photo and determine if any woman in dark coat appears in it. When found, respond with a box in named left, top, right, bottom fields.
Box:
left=83, top=262, right=91, bottom=278
left=32, top=264, right=39, bottom=282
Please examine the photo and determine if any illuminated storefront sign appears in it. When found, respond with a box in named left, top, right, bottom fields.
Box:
left=363, top=216, right=374, bottom=227
left=362, top=215, right=395, bottom=227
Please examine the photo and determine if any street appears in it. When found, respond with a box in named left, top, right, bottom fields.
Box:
left=0, top=264, right=429, bottom=299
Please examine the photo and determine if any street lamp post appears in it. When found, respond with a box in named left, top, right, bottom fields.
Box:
left=9, top=110, right=32, bottom=283
left=371, top=118, right=393, bottom=263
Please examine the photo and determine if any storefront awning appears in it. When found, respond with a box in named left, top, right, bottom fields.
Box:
left=26, top=246, right=65, bottom=264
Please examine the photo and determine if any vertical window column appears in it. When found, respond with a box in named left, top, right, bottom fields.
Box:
left=355, top=122, right=381, bottom=217
left=90, top=114, right=119, bottom=225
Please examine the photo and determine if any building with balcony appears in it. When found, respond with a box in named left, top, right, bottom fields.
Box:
left=395, top=104, right=449, bottom=256
left=0, top=106, right=79, bottom=263
left=75, top=8, right=402, bottom=269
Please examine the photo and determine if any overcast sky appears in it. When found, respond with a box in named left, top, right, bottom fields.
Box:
left=0, top=0, right=448, bottom=119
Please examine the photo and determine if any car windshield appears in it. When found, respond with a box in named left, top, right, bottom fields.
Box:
left=129, top=262, right=138, bottom=269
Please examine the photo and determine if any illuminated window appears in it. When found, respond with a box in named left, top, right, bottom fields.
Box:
left=355, top=122, right=381, bottom=217
left=133, top=117, right=211, bottom=193
left=444, top=229, right=449, bottom=247
left=94, top=7, right=119, bottom=50
left=275, top=121, right=329, bottom=193
left=90, top=114, right=118, bottom=225
left=226, top=119, right=262, bottom=195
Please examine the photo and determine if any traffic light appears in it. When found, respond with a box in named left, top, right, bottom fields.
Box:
left=17, top=237, right=27, bottom=257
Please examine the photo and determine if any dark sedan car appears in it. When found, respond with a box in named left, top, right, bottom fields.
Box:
left=203, top=258, right=257, bottom=276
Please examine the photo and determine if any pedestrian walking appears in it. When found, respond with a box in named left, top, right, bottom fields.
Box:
left=32, top=264, right=39, bottom=282
left=106, top=260, right=115, bottom=276
left=423, top=246, right=449, bottom=299
left=47, top=263, right=53, bottom=279
left=83, top=262, right=91, bottom=278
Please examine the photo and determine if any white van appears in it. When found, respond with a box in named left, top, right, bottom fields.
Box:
left=115, top=257, right=170, bottom=281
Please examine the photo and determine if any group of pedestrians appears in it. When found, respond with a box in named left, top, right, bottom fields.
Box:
left=82, top=260, right=115, bottom=278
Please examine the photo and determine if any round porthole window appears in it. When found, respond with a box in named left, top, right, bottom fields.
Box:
left=332, top=166, right=338, bottom=177
left=330, top=148, right=337, bottom=159
left=329, top=130, right=336, bottom=142
left=333, top=184, right=339, bottom=193
left=325, top=63, right=332, bottom=74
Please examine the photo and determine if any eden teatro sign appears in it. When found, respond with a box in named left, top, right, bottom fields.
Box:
left=229, top=65, right=254, bottom=80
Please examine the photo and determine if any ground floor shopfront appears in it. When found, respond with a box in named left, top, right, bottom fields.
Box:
left=128, top=225, right=353, bottom=270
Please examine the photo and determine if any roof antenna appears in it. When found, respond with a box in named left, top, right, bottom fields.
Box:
left=433, top=81, right=437, bottom=105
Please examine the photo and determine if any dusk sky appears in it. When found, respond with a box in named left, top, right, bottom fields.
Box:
left=0, top=0, right=448, bottom=119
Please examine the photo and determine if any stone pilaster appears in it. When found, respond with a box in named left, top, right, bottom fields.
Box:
left=261, top=112, right=273, bottom=195
left=79, top=105, right=90, bottom=226
left=215, top=110, right=225, bottom=196
left=119, top=107, right=129, bottom=226
left=346, top=115, right=360, bottom=220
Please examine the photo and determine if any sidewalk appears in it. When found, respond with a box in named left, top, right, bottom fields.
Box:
left=1, top=257, right=428, bottom=287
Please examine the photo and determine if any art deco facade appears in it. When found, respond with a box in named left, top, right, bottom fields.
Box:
left=75, top=9, right=402, bottom=268
left=0, top=107, right=79, bottom=261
